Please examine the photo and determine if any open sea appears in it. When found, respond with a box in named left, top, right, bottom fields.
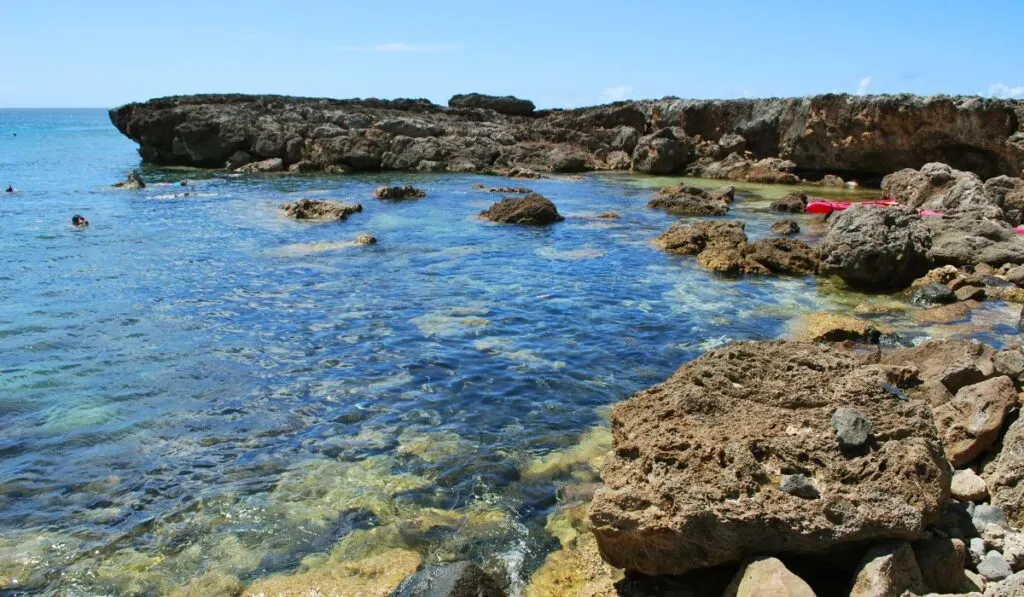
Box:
left=0, top=109, right=1016, bottom=596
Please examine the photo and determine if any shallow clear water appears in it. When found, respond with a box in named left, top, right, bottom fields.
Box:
left=0, top=110, right=1018, bottom=595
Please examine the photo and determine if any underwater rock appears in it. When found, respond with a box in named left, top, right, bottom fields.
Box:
left=772, top=219, right=800, bottom=235
left=373, top=185, right=426, bottom=200
left=113, top=170, right=145, bottom=189
left=480, top=193, right=563, bottom=225
left=393, top=562, right=503, bottom=597
left=279, top=199, right=363, bottom=220
left=590, top=340, right=950, bottom=576
left=241, top=548, right=421, bottom=596
left=912, top=282, right=957, bottom=305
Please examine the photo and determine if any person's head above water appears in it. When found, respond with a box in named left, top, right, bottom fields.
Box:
left=71, top=214, right=89, bottom=227
left=4, top=185, right=12, bottom=193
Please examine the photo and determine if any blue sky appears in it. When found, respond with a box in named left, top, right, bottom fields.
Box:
left=2, top=0, right=1022, bottom=108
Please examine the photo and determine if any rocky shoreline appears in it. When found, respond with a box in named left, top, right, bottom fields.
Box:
left=110, top=93, right=1024, bottom=182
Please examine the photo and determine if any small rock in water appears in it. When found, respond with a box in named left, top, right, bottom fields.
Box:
left=979, top=550, right=1013, bottom=581
left=779, top=474, right=820, bottom=499
left=952, top=469, right=989, bottom=502
left=596, top=211, right=620, bottom=219
left=373, top=185, right=426, bottom=200
left=771, top=219, right=800, bottom=235
left=354, top=233, right=377, bottom=246
left=280, top=199, right=363, bottom=221
left=832, top=406, right=873, bottom=449
left=480, top=193, right=564, bottom=225
left=112, top=170, right=145, bottom=189
left=912, top=282, right=957, bottom=305
left=392, top=561, right=503, bottom=597
left=769, top=192, right=807, bottom=213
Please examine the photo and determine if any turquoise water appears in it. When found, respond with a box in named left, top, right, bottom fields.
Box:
left=0, top=110, right=993, bottom=595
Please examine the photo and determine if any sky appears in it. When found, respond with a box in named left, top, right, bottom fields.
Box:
left=1, top=0, right=1023, bottom=108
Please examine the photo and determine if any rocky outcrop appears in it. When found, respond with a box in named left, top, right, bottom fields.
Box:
left=648, top=183, right=731, bottom=216
left=113, top=171, right=145, bottom=189
left=771, top=193, right=808, bottom=213
left=657, top=221, right=818, bottom=276
left=373, top=184, right=426, bottom=200
left=280, top=199, right=363, bottom=220
left=481, top=193, right=563, bottom=225
left=984, top=417, right=1024, bottom=529
left=772, top=219, right=800, bottom=235
left=110, top=94, right=1024, bottom=178
left=817, top=205, right=933, bottom=289
left=589, top=341, right=950, bottom=576
left=883, top=162, right=1024, bottom=223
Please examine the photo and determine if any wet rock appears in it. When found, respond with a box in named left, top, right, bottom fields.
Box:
left=772, top=219, right=800, bottom=235
left=913, top=537, right=968, bottom=594
left=723, top=557, right=816, bottom=597
left=822, top=174, right=845, bottom=187
left=913, top=264, right=963, bottom=287
left=953, top=469, right=990, bottom=502
left=832, top=406, right=873, bottom=449
left=912, top=301, right=977, bottom=324
left=913, top=283, right=958, bottom=305
left=771, top=192, right=808, bottom=213
left=933, top=376, right=1017, bottom=467
left=797, top=313, right=882, bottom=343
left=354, top=233, right=377, bottom=246
left=280, top=199, right=363, bottom=221
left=631, top=128, right=692, bottom=174
left=241, top=548, right=421, bottom=597
left=818, top=205, right=933, bottom=289
left=980, top=551, right=1013, bottom=582
left=590, top=341, right=950, bottom=576
left=481, top=193, right=563, bottom=225
left=374, top=185, right=426, bottom=200
left=393, top=561, right=503, bottom=597
left=957, top=285, right=988, bottom=302
left=237, top=157, right=284, bottom=173
left=655, top=220, right=748, bottom=255
left=849, top=541, right=927, bottom=597
left=113, top=170, right=146, bottom=189
left=647, top=185, right=729, bottom=216
left=779, top=474, right=820, bottom=499
left=448, top=93, right=534, bottom=116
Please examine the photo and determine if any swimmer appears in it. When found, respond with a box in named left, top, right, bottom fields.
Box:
left=71, top=214, right=89, bottom=228
left=4, top=185, right=13, bottom=193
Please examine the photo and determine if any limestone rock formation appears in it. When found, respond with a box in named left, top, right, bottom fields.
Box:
left=589, top=341, right=951, bottom=576
left=481, top=193, right=563, bottom=225
left=373, top=184, right=426, bottom=200
left=448, top=93, right=535, bottom=116
left=818, top=205, right=933, bottom=289
left=279, top=199, right=363, bottom=220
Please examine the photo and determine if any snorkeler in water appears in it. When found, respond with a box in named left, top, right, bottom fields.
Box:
left=4, top=185, right=13, bottom=193
left=71, top=214, right=89, bottom=228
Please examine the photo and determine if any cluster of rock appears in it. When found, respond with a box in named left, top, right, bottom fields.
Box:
left=373, top=184, right=426, bottom=200
left=589, top=338, right=1024, bottom=596
left=884, top=163, right=1024, bottom=224
left=656, top=220, right=818, bottom=276
left=909, top=263, right=1024, bottom=325
left=647, top=183, right=735, bottom=216
left=109, top=94, right=1024, bottom=179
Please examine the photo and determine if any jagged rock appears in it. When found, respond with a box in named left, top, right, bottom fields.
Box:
left=924, top=211, right=1024, bottom=268
left=953, top=469, right=990, bottom=502
left=779, top=474, right=820, bottom=499
left=110, top=94, right=1024, bottom=178
left=818, top=205, right=933, bottom=289
left=655, top=220, right=748, bottom=255
left=374, top=185, right=426, bottom=200
left=113, top=171, right=145, bottom=189
left=448, top=93, right=535, bottom=115
left=772, top=219, right=800, bottom=235
left=393, top=561, right=504, bottom=597
left=822, top=174, right=845, bottom=187
left=881, top=339, right=997, bottom=395
left=631, top=128, right=692, bottom=174
left=849, top=541, right=928, bottom=597
left=354, top=233, right=377, bottom=245
left=604, top=150, right=632, bottom=170
left=771, top=193, right=808, bottom=213
left=883, top=163, right=995, bottom=212
left=913, top=283, right=958, bottom=305
left=481, top=193, right=563, bottom=225
left=589, top=341, right=951, bottom=576
left=913, top=537, right=969, bottom=594
left=797, top=313, right=882, bottom=343
left=648, top=183, right=730, bottom=216
left=1004, top=265, right=1024, bottom=285
left=932, top=376, right=1017, bottom=466
left=237, top=157, right=284, bottom=173
left=723, top=557, right=816, bottom=597
left=280, top=199, right=363, bottom=220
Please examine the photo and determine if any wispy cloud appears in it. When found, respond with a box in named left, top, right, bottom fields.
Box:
left=337, top=43, right=463, bottom=53
left=599, top=85, right=634, bottom=102
left=855, top=76, right=872, bottom=96
left=987, top=83, right=1024, bottom=98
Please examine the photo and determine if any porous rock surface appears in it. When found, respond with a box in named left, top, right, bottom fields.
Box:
left=480, top=193, right=564, bottom=225
left=589, top=340, right=951, bottom=576
left=110, top=94, right=1024, bottom=178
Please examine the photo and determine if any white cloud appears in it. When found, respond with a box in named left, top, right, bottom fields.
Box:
left=988, top=83, right=1024, bottom=98
left=855, top=76, right=872, bottom=96
left=337, top=43, right=463, bottom=53
left=599, top=85, right=634, bottom=102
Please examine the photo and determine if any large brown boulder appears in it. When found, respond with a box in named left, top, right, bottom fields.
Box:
left=817, top=205, right=933, bottom=289
left=984, top=417, right=1024, bottom=529
left=373, top=185, right=426, bottom=200
left=631, top=128, right=692, bottom=174
left=655, top=220, right=749, bottom=255
left=480, top=193, right=564, bottom=225
left=648, top=183, right=730, bottom=216
left=656, top=222, right=817, bottom=276
left=590, top=341, right=951, bottom=576
left=883, top=163, right=993, bottom=211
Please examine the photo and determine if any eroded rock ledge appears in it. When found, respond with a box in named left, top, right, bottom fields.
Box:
left=110, top=93, right=1024, bottom=179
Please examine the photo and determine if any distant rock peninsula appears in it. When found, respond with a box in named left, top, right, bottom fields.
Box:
left=110, top=93, right=1024, bottom=181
